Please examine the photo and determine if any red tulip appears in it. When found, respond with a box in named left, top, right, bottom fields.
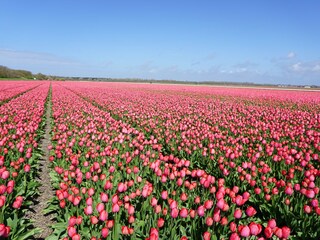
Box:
left=206, top=217, right=213, bottom=226
left=229, top=233, right=240, bottom=240
left=246, top=206, right=257, bottom=217
left=157, top=218, right=165, bottom=228
left=267, top=219, right=276, bottom=229
left=264, top=226, right=273, bottom=238
left=128, top=205, right=135, bottom=215
left=282, top=226, right=291, bottom=238
left=303, top=205, right=312, bottom=214
left=284, top=186, right=293, bottom=195
left=203, top=231, right=211, bottom=240
left=0, top=224, right=6, bottom=237
left=72, top=234, right=80, bottom=240
left=274, top=227, right=283, bottom=238
left=171, top=208, right=179, bottom=218
left=204, top=200, right=213, bottom=209
left=68, top=226, right=77, bottom=237
left=69, top=216, right=77, bottom=227
left=90, top=216, right=98, bottom=224
left=23, top=164, right=30, bottom=172
left=101, top=227, right=109, bottom=238
left=179, top=208, right=188, bottom=218
left=122, top=226, right=130, bottom=235
left=149, top=228, right=158, bottom=240
left=106, top=220, right=114, bottom=228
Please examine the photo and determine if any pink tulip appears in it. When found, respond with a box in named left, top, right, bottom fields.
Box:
left=171, top=208, right=179, bottom=218
left=84, top=205, right=93, bottom=215
left=161, top=190, right=168, bottom=200
left=203, top=232, right=211, bottom=240
left=229, top=233, right=240, bottom=240
left=1, top=171, right=9, bottom=180
left=197, top=205, right=205, bottom=217
left=23, top=164, right=30, bottom=173
left=239, top=225, right=250, bottom=237
left=68, top=216, right=77, bottom=227
left=264, top=226, right=273, bottom=238
left=100, top=192, right=108, bottom=202
left=96, top=203, right=104, bottom=213
left=101, top=227, right=109, bottom=237
left=179, top=208, right=188, bottom=218
left=99, top=210, right=108, bottom=221
left=68, top=226, right=77, bottom=237
left=249, top=222, right=261, bottom=235
left=284, top=186, right=293, bottom=195
left=157, top=218, right=165, bottom=228
left=0, top=224, right=6, bottom=236
left=112, top=203, right=120, bottom=213
left=267, top=219, right=276, bottom=229
left=206, top=217, right=213, bottom=226
left=234, top=209, right=242, bottom=219
left=274, top=227, right=283, bottom=238
left=245, top=206, right=257, bottom=217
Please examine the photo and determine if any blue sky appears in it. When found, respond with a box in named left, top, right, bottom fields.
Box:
left=1, top=1, right=320, bottom=85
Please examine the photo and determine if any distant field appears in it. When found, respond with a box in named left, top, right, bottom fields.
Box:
left=129, top=81, right=320, bottom=92
left=1, top=81, right=319, bottom=239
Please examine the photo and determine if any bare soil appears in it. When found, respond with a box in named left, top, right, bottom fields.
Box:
left=27, top=92, right=54, bottom=239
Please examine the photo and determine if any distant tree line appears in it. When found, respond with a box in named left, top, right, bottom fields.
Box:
left=0, top=65, right=47, bottom=79
left=1, top=65, right=318, bottom=88
left=64, top=77, right=319, bottom=88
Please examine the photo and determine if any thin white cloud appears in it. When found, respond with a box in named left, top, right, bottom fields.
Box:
left=270, top=53, right=320, bottom=84
left=312, top=64, right=320, bottom=72
left=0, top=48, right=98, bottom=76
left=233, top=61, right=258, bottom=68
left=227, top=68, right=248, bottom=74
left=287, top=52, right=296, bottom=59
left=0, top=48, right=81, bottom=66
left=290, top=61, right=320, bottom=73
left=291, top=62, right=303, bottom=72
left=1, top=48, right=318, bottom=85
left=235, top=68, right=248, bottom=73
left=271, top=52, right=297, bottom=63
left=232, top=61, right=259, bottom=73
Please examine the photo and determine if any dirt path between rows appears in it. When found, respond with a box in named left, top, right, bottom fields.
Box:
left=27, top=87, right=54, bottom=239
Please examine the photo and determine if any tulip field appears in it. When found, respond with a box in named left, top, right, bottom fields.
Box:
left=0, top=82, right=49, bottom=239
left=0, top=81, right=320, bottom=239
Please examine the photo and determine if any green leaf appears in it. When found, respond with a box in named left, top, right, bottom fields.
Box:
left=212, top=234, right=218, bottom=240
left=13, top=228, right=41, bottom=240
left=43, top=204, right=59, bottom=215
left=46, top=234, right=61, bottom=240
left=79, top=227, right=91, bottom=238
left=134, top=220, right=146, bottom=229
left=52, top=222, right=68, bottom=230
left=179, top=225, right=186, bottom=236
